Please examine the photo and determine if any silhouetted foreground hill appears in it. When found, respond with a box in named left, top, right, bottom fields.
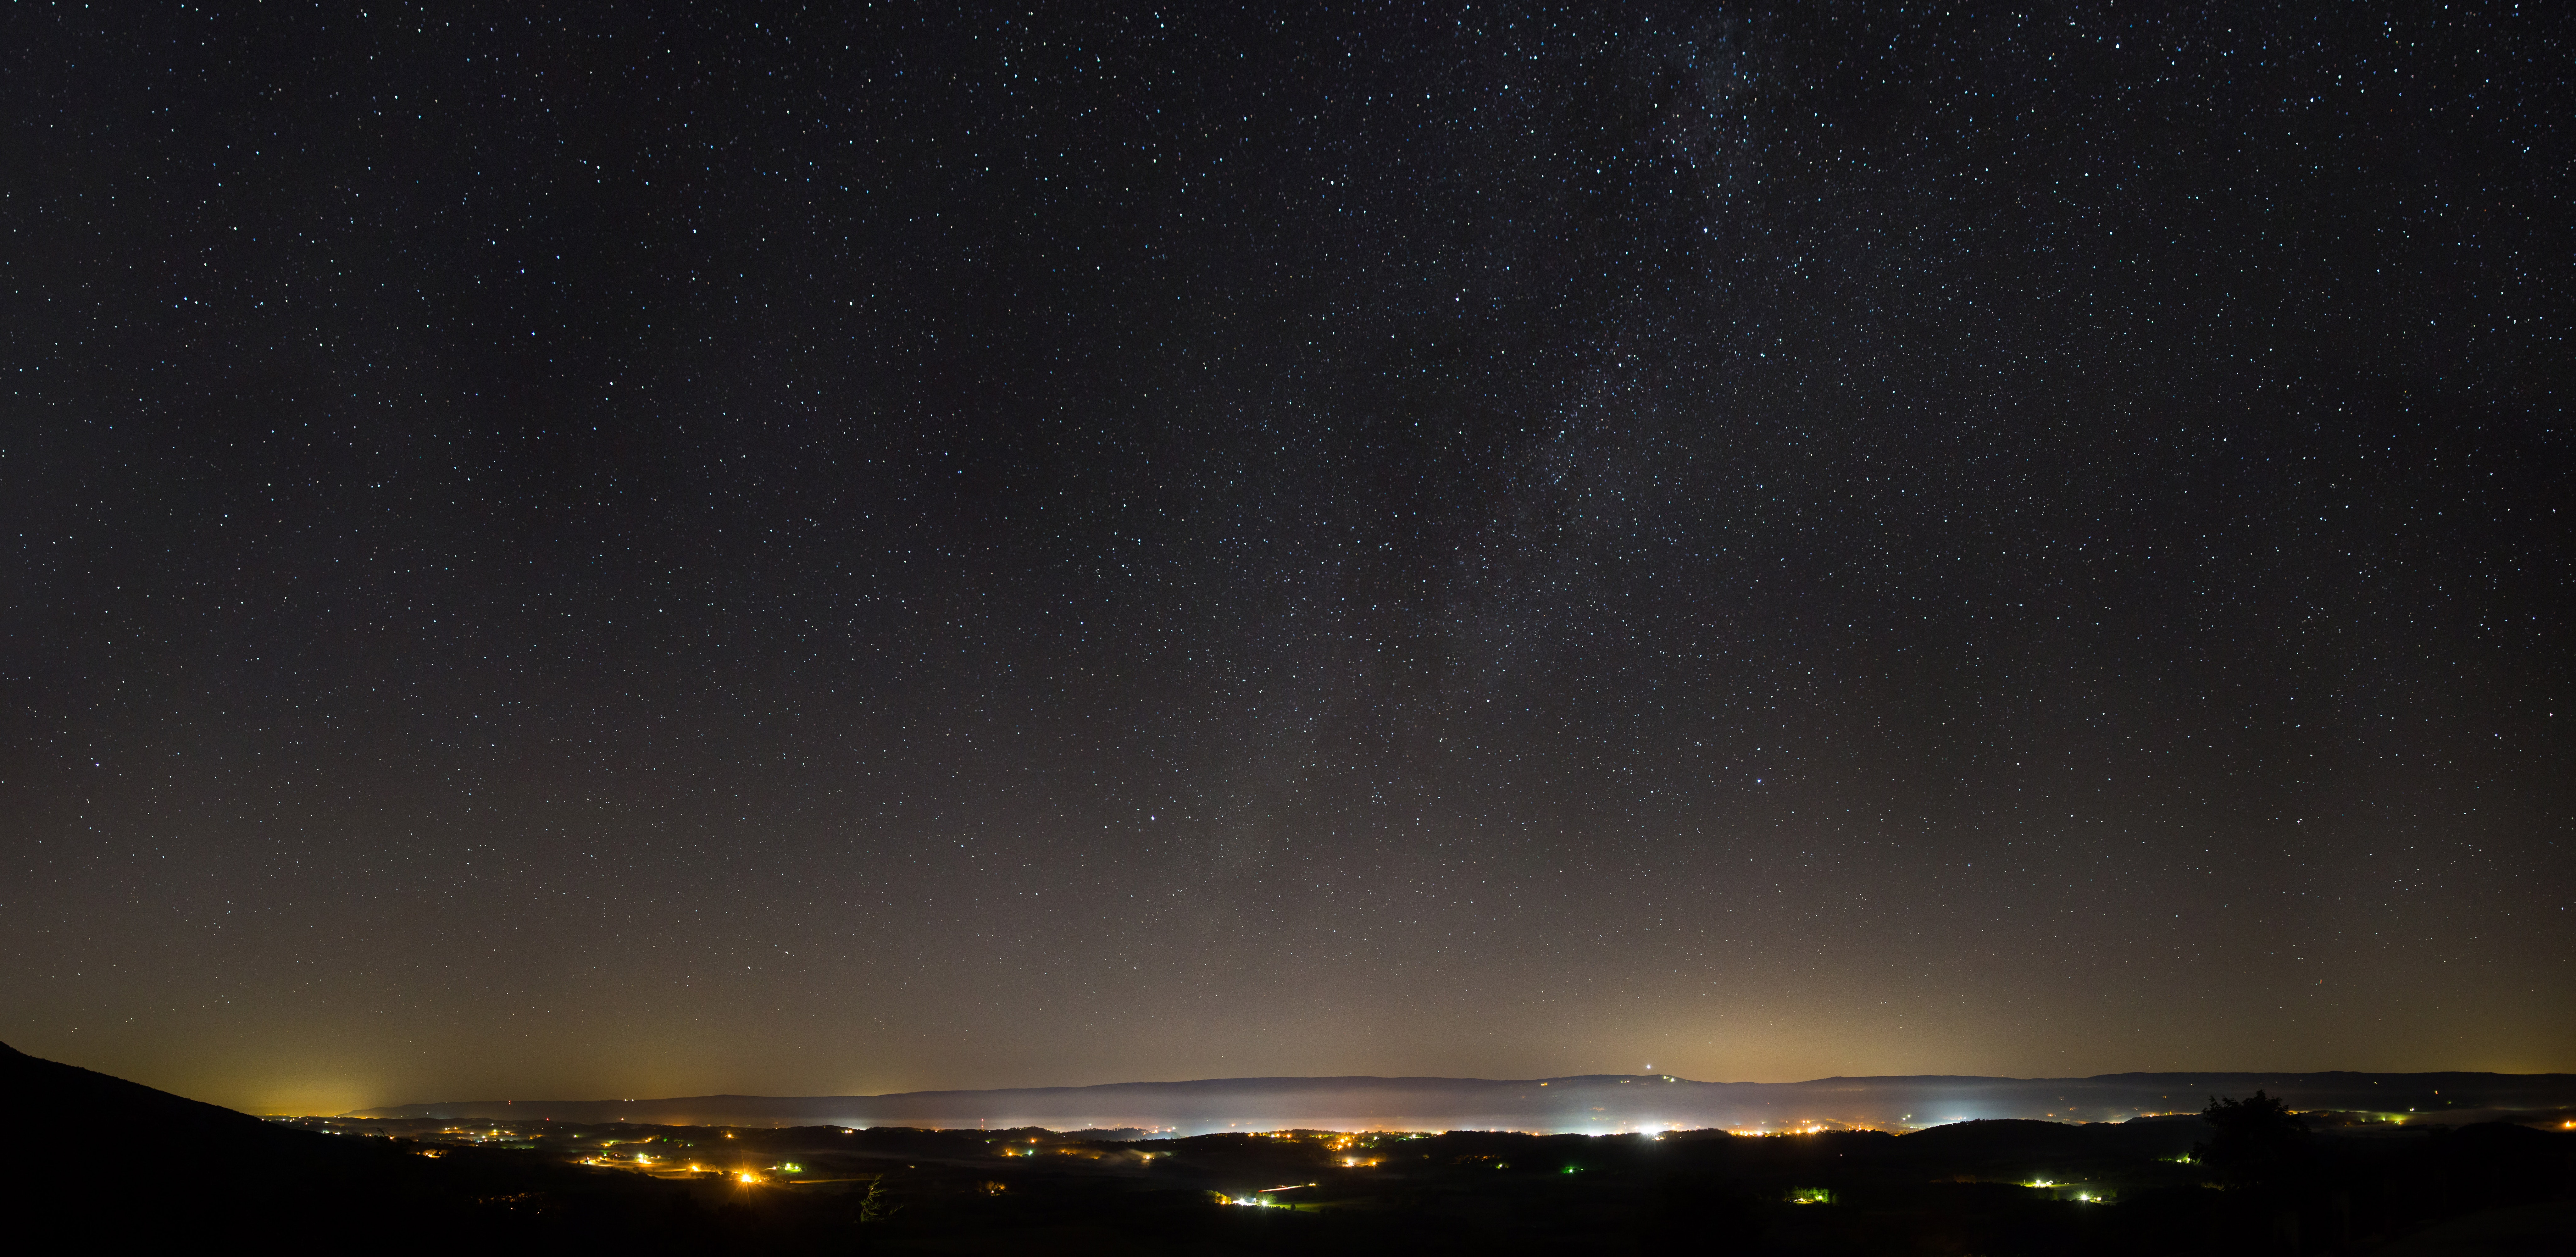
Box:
left=351, top=1069, right=2576, bottom=1132
left=0, top=1041, right=835, bottom=1253
left=3, top=1037, right=435, bottom=1206
left=12, top=1035, right=329, bottom=1153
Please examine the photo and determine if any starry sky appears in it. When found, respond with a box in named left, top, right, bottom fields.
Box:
left=4, top=4, right=2568, bottom=1116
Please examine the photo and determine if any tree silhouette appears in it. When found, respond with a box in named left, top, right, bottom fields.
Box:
left=858, top=1176, right=904, bottom=1224
left=2196, top=1090, right=2310, bottom=1188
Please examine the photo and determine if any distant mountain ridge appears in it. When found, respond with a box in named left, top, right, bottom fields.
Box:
left=349, top=1070, right=2576, bottom=1133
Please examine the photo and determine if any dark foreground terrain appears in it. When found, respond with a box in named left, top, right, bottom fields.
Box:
left=8, top=1042, right=2570, bottom=1255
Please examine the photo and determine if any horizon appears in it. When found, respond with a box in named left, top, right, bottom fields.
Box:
left=326, top=1066, right=2576, bottom=1138
left=320, top=1066, right=2576, bottom=1139
left=347, top=1064, right=2576, bottom=1105
left=53, top=1049, right=2576, bottom=1121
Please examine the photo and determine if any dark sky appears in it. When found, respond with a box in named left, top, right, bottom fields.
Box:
left=4, top=3, right=2568, bottom=1116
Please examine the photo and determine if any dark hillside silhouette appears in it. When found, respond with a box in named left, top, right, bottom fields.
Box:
left=0, top=1041, right=842, bottom=1253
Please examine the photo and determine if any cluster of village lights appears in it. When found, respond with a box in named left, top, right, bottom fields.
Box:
left=1221, top=1183, right=1316, bottom=1208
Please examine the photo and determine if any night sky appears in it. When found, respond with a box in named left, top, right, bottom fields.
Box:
left=5, top=4, right=2568, bottom=1117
